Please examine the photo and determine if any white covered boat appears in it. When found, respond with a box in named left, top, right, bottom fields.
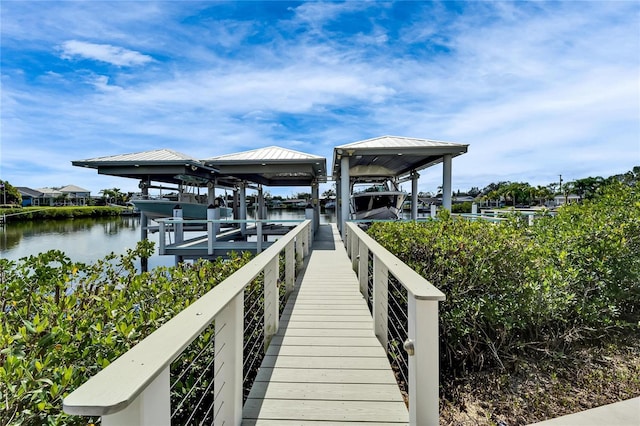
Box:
left=350, top=183, right=406, bottom=221
left=132, top=193, right=232, bottom=221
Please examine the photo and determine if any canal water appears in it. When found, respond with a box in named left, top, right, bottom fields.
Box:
left=0, top=210, right=338, bottom=269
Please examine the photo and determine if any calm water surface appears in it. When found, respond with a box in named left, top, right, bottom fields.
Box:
left=0, top=210, right=338, bottom=269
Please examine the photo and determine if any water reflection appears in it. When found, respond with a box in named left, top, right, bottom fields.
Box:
left=0, top=210, right=338, bottom=268
left=0, top=217, right=152, bottom=264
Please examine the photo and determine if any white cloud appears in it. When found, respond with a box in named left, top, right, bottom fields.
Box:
left=59, top=40, right=154, bottom=66
left=1, top=1, right=638, bottom=196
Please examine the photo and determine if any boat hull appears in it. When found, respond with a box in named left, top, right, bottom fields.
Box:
left=350, top=191, right=407, bottom=221
left=131, top=200, right=232, bottom=221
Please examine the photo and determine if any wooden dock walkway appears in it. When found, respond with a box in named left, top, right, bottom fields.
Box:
left=243, top=224, right=409, bottom=425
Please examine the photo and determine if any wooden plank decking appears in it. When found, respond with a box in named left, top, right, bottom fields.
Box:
left=243, top=224, right=409, bottom=425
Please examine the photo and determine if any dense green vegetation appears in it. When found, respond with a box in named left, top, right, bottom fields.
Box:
left=369, top=180, right=639, bottom=374
left=0, top=180, right=22, bottom=206
left=0, top=243, right=252, bottom=425
left=368, top=180, right=640, bottom=423
left=0, top=206, right=128, bottom=222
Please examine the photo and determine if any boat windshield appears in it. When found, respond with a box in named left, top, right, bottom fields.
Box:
left=353, top=194, right=397, bottom=212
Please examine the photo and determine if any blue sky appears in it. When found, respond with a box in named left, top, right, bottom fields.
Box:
left=2, top=1, right=639, bottom=197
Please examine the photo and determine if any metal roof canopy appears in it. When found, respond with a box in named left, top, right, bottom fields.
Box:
left=72, top=149, right=234, bottom=188
left=332, top=136, right=468, bottom=182
left=203, top=146, right=327, bottom=187
left=72, top=146, right=327, bottom=188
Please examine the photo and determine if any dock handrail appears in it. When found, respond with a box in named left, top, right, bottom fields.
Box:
left=156, top=218, right=308, bottom=255
left=345, top=222, right=445, bottom=426
left=63, top=219, right=312, bottom=425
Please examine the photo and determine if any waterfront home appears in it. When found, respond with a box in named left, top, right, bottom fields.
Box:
left=553, top=193, right=581, bottom=205
left=16, top=187, right=44, bottom=207
left=59, top=185, right=91, bottom=205
left=35, top=187, right=63, bottom=206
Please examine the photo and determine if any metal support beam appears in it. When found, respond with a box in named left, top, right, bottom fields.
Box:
left=258, top=185, right=264, bottom=220
left=140, top=180, right=149, bottom=242
left=442, top=154, right=452, bottom=211
left=340, top=156, right=350, bottom=240
left=411, top=172, right=419, bottom=220
left=336, top=178, right=341, bottom=229
left=239, top=182, right=247, bottom=235
left=312, top=182, right=319, bottom=234
left=207, top=181, right=215, bottom=206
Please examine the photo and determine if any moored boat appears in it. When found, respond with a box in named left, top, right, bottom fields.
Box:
left=350, top=183, right=406, bottom=221
left=132, top=195, right=232, bottom=221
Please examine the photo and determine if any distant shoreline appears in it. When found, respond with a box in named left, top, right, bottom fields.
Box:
left=0, top=205, right=134, bottom=223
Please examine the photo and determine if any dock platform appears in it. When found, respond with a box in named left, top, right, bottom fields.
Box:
left=162, top=223, right=297, bottom=258
left=242, top=224, right=409, bottom=424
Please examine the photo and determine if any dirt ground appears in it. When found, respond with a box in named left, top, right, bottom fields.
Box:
left=439, top=332, right=640, bottom=425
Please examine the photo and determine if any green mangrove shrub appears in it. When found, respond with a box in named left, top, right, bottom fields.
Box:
left=0, top=206, right=124, bottom=222
left=367, top=181, right=640, bottom=376
left=0, top=242, right=252, bottom=425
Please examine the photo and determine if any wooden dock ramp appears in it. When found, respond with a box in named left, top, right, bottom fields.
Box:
left=243, top=224, right=409, bottom=425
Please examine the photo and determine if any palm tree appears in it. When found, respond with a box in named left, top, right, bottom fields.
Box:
left=535, top=185, right=553, bottom=206
left=562, top=181, right=576, bottom=204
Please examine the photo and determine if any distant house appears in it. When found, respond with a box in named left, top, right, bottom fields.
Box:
left=36, top=187, right=63, bottom=206
left=281, top=199, right=309, bottom=208
left=16, top=187, right=44, bottom=207
left=553, top=193, right=581, bottom=206
left=452, top=195, right=476, bottom=204
left=59, top=185, right=91, bottom=205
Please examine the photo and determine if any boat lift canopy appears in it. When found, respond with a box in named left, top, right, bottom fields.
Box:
left=332, top=135, right=469, bottom=238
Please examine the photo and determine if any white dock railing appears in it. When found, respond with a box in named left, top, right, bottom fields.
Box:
left=63, top=220, right=312, bottom=425
left=156, top=218, right=306, bottom=255
left=345, top=222, right=446, bottom=426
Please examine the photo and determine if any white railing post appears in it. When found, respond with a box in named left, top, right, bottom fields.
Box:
left=430, top=204, right=437, bottom=218
left=407, top=296, right=440, bottom=426
left=303, top=224, right=310, bottom=257
left=358, top=241, right=368, bottom=297
left=63, top=221, right=312, bottom=425
left=264, top=256, right=279, bottom=349
left=285, top=240, right=295, bottom=295
left=214, top=293, right=244, bottom=425
left=345, top=225, right=351, bottom=255
left=373, top=255, right=388, bottom=348
left=350, top=230, right=358, bottom=272
left=101, top=366, right=170, bottom=426
left=295, top=233, right=303, bottom=267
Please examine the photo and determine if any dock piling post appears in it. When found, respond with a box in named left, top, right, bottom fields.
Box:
left=173, top=205, right=183, bottom=245
left=305, top=206, right=314, bottom=236
left=207, top=205, right=217, bottom=255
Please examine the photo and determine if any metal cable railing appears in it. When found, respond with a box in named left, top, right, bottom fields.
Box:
left=387, top=273, right=409, bottom=401
left=346, top=222, right=445, bottom=425
left=243, top=275, right=266, bottom=402
left=62, top=220, right=313, bottom=425
left=170, top=321, right=218, bottom=425
left=278, top=253, right=287, bottom=318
